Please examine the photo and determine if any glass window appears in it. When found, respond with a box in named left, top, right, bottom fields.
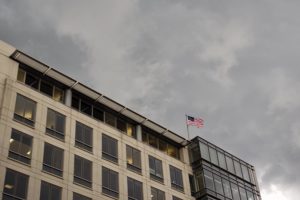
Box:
left=72, top=96, right=80, bottom=110
left=149, top=156, right=164, bottom=182
left=246, top=190, right=255, bottom=200
left=117, top=118, right=126, bottom=132
left=93, top=107, right=104, bottom=121
left=214, top=174, right=224, bottom=195
left=151, top=187, right=165, bottom=200
left=226, top=156, right=235, bottom=174
left=75, top=121, right=93, bottom=152
left=40, top=181, right=62, bottom=200
left=73, top=192, right=91, bottom=200
left=142, top=131, right=148, bottom=143
left=167, top=144, right=180, bottom=159
left=217, top=152, right=226, bottom=170
left=102, top=167, right=119, bottom=198
left=239, top=187, right=247, bottom=200
left=53, top=87, right=64, bottom=102
left=74, top=155, right=92, bottom=188
left=158, top=139, right=167, bottom=153
left=234, top=160, right=243, bottom=178
left=199, top=142, right=210, bottom=161
left=105, top=112, right=116, bottom=127
left=148, top=134, right=157, bottom=148
left=43, top=143, right=64, bottom=177
left=209, top=147, right=218, bottom=166
left=203, top=170, right=214, bottom=191
left=17, top=68, right=26, bottom=82
left=14, top=94, right=36, bottom=126
left=241, top=164, right=250, bottom=182
left=3, top=169, right=29, bottom=200
left=222, top=179, right=232, bottom=199
left=25, top=73, right=39, bottom=89
left=40, top=80, right=53, bottom=97
left=102, top=134, right=118, bottom=163
left=46, top=109, right=65, bottom=140
left=170, top=165, right=184, bottom=191
left=190, top=145, right=200, bottom=163
left=80, top=101, right=92, bottom=115
left=195, top=171, right=204, bottom=192
left=248, top=168, right=255, bottom=184
left=189, top=174, right=196, bottom=195
left=8, top=129, right=32, bottom=164
left=126, top=145, right=141, bottom=173
left=231, top=183, right=240, bottom=200
left=126, top=123, right=136, bottom=138
left=127, top=177, right=143, bottom=200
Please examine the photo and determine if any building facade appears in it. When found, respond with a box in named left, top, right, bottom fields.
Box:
left=0, top=40, right=261, bottom=200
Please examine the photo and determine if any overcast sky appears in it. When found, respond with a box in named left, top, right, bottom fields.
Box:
left=1, top=0, right=300, bottom=199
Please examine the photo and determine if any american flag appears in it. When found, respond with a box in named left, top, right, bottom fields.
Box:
left=186, top=115, right=204, bottom=128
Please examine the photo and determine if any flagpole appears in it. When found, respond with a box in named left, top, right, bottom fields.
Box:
left=185, top=114, right=190, bottom=140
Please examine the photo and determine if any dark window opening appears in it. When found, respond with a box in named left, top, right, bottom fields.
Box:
left=80, top=101, right=92, bottom=115
left=170, top=165, right=184, bottom=191
left=40, top=81, right=53, bottom=97
left=102, top=134, right=118, bottom=163
left=93, top=107, right=104, bottom=121
left=43, top=143, right=64, bottom=177
left=149, top=156, right=163, bottom=182
left=127, top=177, right=143, bottom=200
left=102, top=167, right=119, bottom=198
left=73, top=192, right=91, bottom=200
left=75, top=121, right=93, bottom=152
left=40, top=181, right=62, bottom=200
left=3, top=169, right=29, bottom=200
left=74, top=155, right=92, bottom=188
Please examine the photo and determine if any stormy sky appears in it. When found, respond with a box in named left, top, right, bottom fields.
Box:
left=1, top=0, right=300, bottom=199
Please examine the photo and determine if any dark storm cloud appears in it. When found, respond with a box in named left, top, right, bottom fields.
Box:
left=1, top=0, right=300, bottom=199
left=0, top=0, right=89, bottom=79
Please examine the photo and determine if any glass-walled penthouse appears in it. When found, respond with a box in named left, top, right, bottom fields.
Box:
left=188, top=137, right=261, bottom=200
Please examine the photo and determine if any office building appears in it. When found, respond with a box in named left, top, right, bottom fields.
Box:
left=0, top=40, right=261, bottom=200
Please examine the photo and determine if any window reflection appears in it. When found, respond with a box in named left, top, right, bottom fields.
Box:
left=204, top=170, right=214, bottom=191
left=200, top=142, right=210, bottom=161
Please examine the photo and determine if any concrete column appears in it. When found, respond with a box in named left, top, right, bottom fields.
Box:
left=136, top=125, right=142, bottom=141
left=65, top=89, right=72, bottom=107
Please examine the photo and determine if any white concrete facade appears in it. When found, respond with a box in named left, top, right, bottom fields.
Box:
left=0, top=40, right=194, bottom=200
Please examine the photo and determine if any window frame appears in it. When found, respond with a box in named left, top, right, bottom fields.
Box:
left=14, top=94, right=36, bottom=127
left=40, top=180, right=62, bottom=200
left=149, top=155, right=164, bottom=182
left=102, top=134, right=118, bottom=164
left=127, top=177, right=143, bottom=200
left=102, top=166, right=119, bottom=198
left=8, top=129, right=33, bottom=165
left=75, top=121, right=93, bottom=153
left=151, top=187, right=165, bottom=200
left=42, top=143, right=64, bottom=177
left=74, top=155, right=92, bottom=188
left=3, top=168, right=29, bottom=200
left=170, top=165, right=184, bottom=191
left=126, top=145, right=142, bottom=174
left=46, top=108, right=66, bottom=140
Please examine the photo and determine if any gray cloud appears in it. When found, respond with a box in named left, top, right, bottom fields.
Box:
left=1, top=0, right=300, bottom=199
